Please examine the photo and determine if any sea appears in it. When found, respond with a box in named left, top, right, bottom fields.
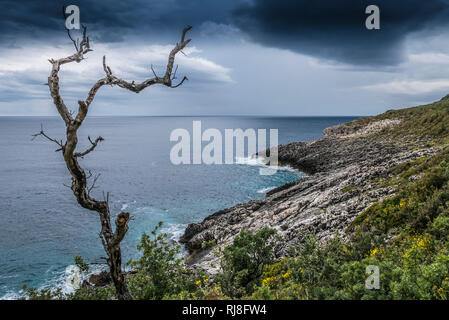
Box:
left=0, top=116, right=357, bottom=299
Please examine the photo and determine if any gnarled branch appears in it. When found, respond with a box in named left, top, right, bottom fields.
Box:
left=74, top=136, right=104, bottom=158
left=111, top=212, right=130, bottom=247
left=32, top=124, right=65, bottom=152
left=82, top=26, right=191, bottom=111
left=87, top=173, right=101, bottom=196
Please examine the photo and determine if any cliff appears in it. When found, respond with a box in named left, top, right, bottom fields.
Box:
left=180, top=98, right=449, bottom=273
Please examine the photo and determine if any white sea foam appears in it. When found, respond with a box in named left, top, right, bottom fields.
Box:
left=0, top=263, right=107, bottom=300
left=161, top=223, right=188, bottom=242
left=55, top=263, right=106, bottom=296
left=1, top=291, right=20, bottom=300
left=235, top=156, right=267, bottom=166
left=120, top=200, right=136, bottom=211
left=235, top=156, right=298, bottom=173
left=257, top=186, right=276, bottom=194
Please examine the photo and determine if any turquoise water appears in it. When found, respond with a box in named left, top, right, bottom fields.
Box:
left=0, top=116, right=356, bottom=298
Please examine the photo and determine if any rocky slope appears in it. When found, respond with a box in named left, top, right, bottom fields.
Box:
left=179, top=110, right=443, bottom=274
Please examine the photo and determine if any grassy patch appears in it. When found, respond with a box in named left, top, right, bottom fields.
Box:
left=339, top=99, right=449, bottom=146
left=342, top=185, right=359, bottom=193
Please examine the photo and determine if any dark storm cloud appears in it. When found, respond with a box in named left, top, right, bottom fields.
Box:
left=0, top=0, right=239, bottom=43
left=232, top=0, right=449, bottom=66
left=0, top=1, right=130, bottom=43
left=2, top=0, right=449, bottom=66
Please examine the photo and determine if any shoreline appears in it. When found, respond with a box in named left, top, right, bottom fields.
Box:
left=1, top=157, right=302, bottom=299
left=179, top=115, right=440, bottom=273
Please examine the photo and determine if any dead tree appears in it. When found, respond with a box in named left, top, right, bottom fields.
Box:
left=34, top=24, right=192, bottom=300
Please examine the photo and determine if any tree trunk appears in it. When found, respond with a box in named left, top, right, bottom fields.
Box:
left=62, top=121, right=133, bottom=299
left=108, top=242, right=132, bottom=300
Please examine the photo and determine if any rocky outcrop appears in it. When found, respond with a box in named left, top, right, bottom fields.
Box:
left=180, top=118, right=439, bottom=274
left=86, top=270, right=136, bottom=288
left=89, top=271, right=112, bottom=287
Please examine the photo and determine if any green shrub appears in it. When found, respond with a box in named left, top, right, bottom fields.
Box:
left=126, top=222, right=201, bottom=300
left=74, top=255, right=89, bottom=273
left=67, top=286, right=115, bottom=300
left=20, top=285, right=64, bottom=300
left=432, top=215, right=449, bottom=236
left=216, top=227, right=278, bottom=298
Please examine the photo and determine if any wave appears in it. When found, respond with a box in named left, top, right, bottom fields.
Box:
left=161, top=223, right=188, bottom=242
left=257, top=186, right=277, bottom=194
left=0, top=263, right=106, bottom=300
left=1, top=220, right=187, bottom=300
left=235, top=156, right=298, bottom=173
left=120, top=200, right=136, bottom=211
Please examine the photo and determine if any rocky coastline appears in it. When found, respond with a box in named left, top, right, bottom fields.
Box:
left=179, top=116, right=439, bottom=274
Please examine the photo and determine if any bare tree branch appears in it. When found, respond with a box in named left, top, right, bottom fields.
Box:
left=88, top=173, right=101, bottom=196
left=47, top=20, right=92, bottom=125
left=111, top=212, right=130, bottom=247
left=74, top=136, right=104, bottom=158
left=172, top=65, right=178, bottom=80
left=170, top=76, right=189, bottom=88
left=150, top=64, right=159, bottom=79
left=31, top=124, right=65, bottom=152
left=85, top=24, right=193, bottom=105
left=62, top=6, right=78, bottom=51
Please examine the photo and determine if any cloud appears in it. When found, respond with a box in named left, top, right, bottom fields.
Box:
left=0, top=0, right=241, bottom=44
left=232, top=0, right=449, bottom=66
left=198, top=21, right=242, bottom=40
left=409, top=52, right=449, bottom=65
left=4, top=0, right=449, bottom=68
left=0, top=41, right=232, bottom=107
left=358, top=46, right=449, bottom=96
left=3, top=1, right=449, bottom=116
left=362, top=79, right=449, bottom=95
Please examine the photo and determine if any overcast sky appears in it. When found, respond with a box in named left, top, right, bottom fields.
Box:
left=1, top=0, right=449, bottom=116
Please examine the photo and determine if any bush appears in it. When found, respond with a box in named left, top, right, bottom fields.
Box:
left=67, top=286, right=115, bottom=300
left=126, top=222, right=201, bottom=300
left=432, top=215, right=449, bottom=236
left=20, top=285, right=64, bottom=300
left=216, top=227, right=278, bottom=298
